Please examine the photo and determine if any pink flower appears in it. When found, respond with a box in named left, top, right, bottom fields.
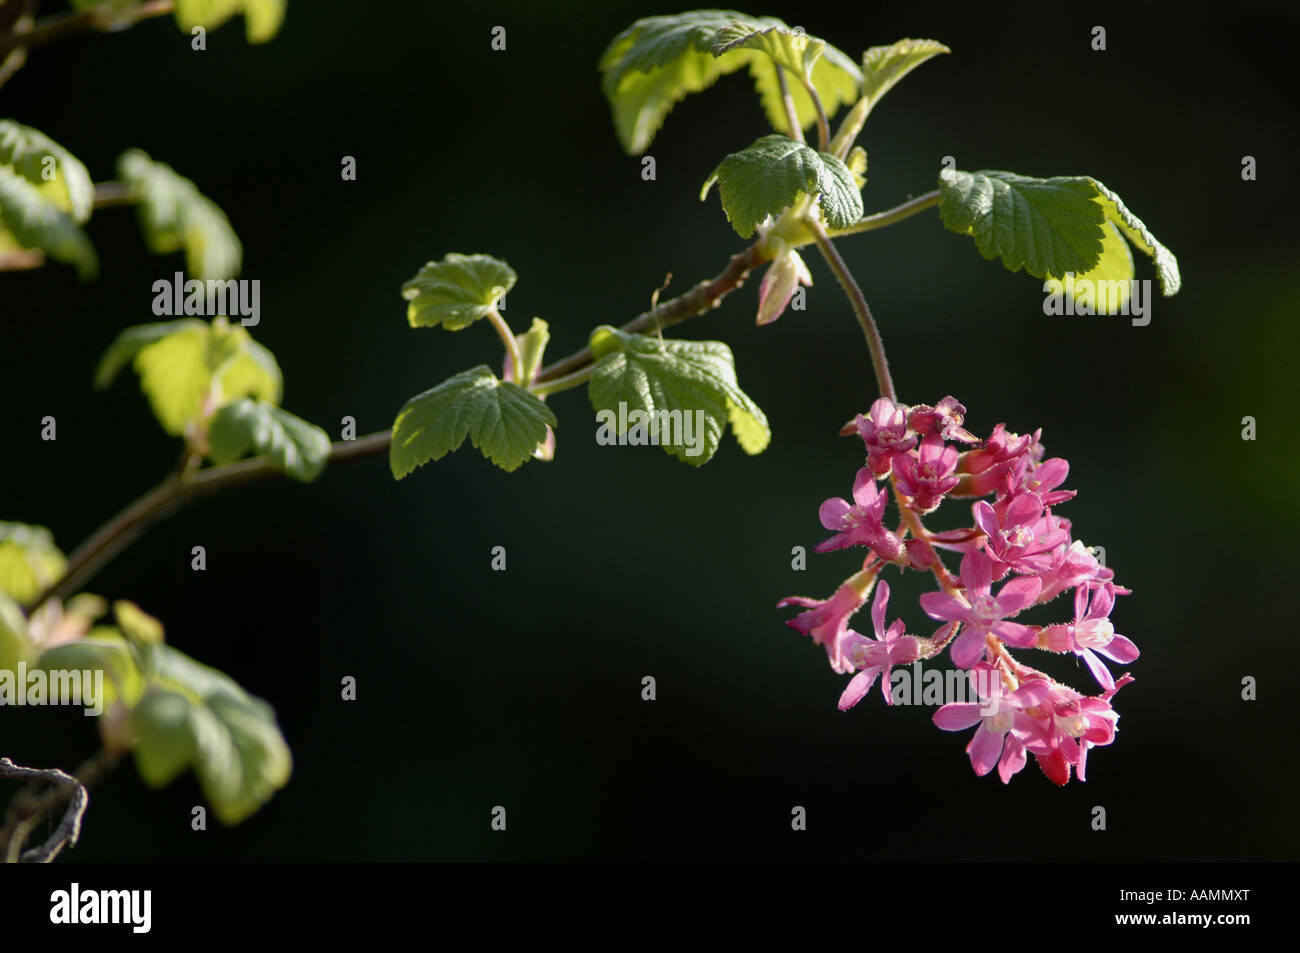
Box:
left=919, top=550, right=1042, bottom=667
left=778, top=570, right=875, bottom=674
left=933, top=664, right=1054, bottom=782
left=855, top=398, right=916, bottom=476
left=907, top=396, right=977, bottom=443
left=974, top=493, right=1069, bottom=575
left=816, top=467, right=903, bottom=561
left=1016, top=676, right=1131, bottom=784
left=1040, top=584, right=1138, bottom=690
left=1035, top=540, right=1120, bottom=603
left=755, top=247, right=812, bottom=326
left=892, top=433, right=960, bottom=512
left=837, top=581, right=920, bottom=709
left=957, top=423, right=1035, bottom=476
left=1002, top=455, right=1075, bottom=506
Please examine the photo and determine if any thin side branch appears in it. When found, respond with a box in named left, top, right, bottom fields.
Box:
left=809, top=219, right=896, bottom=403
left=0, top=0, right=174, bottom=58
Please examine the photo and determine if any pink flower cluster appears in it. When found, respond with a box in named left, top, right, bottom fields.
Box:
left=779, top=396, right=1137, bottom=785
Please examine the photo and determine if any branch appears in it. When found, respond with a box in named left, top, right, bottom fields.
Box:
left=534, top=241, right=767, bottom=383
left=35, top=244, right=771, bottom=604
left=0, top=0, right=174, bottom=59
left=36, top=431, right=392, bottom=607
left=0, top=757, right=92, bottom=863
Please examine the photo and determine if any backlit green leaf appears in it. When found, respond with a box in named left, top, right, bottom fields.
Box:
left=390, top=365, right=557, bottom=477
left=0, top=166, right=97, bottom=278
left=96, top=317, right=282, bottom=436
left=172, top=0, right=286, bottom=44
left=940, top=168, right=1181, bottom=309
left=702, top=134, right=862, bottom=238
left=401, top=253, right=516, bottom=331
left=207, top=399, right=331, bottom=481
left=587, top=326, right=769, bottom=465
left=118, top=149, right=242, bottom=281
left=599, top=10, right=861, bottom=153
left=128, top=642, right=292, bottom=825
left=0, top=521, right=66, bottom=606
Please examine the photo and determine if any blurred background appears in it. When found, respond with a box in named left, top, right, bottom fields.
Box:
left=2, top=0, right=1297, bottom=860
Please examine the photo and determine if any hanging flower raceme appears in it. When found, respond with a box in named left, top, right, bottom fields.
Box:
left=779, top=396, right=1138, bottom=786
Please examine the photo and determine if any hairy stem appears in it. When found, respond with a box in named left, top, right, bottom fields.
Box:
left=799, top=77, right=830, bottom=152
left=776, top=69, right=804, bottom=145
left=92, top=181, right=135, bottom=210
left=486, top=306, right=523, bottom=384
left=819, top=190, right=941, bottom=240
left=808, top=219, right=896, bottom=403
left=529, top=364, right=594, bottom=398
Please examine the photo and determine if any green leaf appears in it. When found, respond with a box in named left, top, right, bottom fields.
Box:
left=0, top=521, right=66, bottom=606
left=702, top=134, right=862, bottom=238
left=1089, top=179, right=1181, bottom=296
left=390, top=366, right=557, bottom=477
left=172, top=0, right=286, bottom=44
left=859, top=39, right=950, bottom=113
left=0, top=592, right=33, bottom=673
left=0, top=166, right=97, bottom=278
left=938, top=168, right=1104, bottom=279
left=401, top=253, right=516, bottom=331
left=587, top=326, right=770, bottom=465
left=117, top=149, right=242, bottom=281
left=207, top=399, right=331, bottom=481
left=599, top=11, right=861, bottom=153
left=37, top=629, right=147, bottom=711
left=711, top=21, right=824, bottom=78
left=113, top=600, right=165, bottom=645
left=128, top=642, right=292, bottom=825
left=96, top=317, right=282, bottom=436
left=940, top=169, right=1181, bottom=304
left=0, top=120, right=95, bottom=222
left=513, top=317, right=550, bottom=387
left=93, top=318, right=207, bottom=390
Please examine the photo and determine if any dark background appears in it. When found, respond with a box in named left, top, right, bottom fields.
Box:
left=2, top=0, right=1297, bottom=861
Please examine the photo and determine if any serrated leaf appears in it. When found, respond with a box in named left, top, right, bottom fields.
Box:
left=938, top=168, right=1104, bottom=279
left=391, top=366, right=557, bottom=477
left=941, top=169, right=1181, bottom=305
left=711, top=21, right=824, bottom=78
left=702, top=134, right=862, bottom=238
left=0, top=521, right=66, bottom=606
left=207, top=398, right=331, bottom=481
left=0, top=166, right=97, bottom=278
left=859, top=39, right=949, bottom=113
left=846, top=146, right=867, bottom=189
left=401, top=253, right=516, bottom=331
left=97, top=317, right=282, bottom=436
left=587, top=326, right=770, bottom=465
left=172, top=0, right=286, bottom=44
left=127, top=642, right=291, bottom=824
left=0, top=120, right=95, bottom=222
left=1090, top=179, right=1180, bottom=296
left=599, top=11, right=861, bottom=153
left=117, top=149, right=242, bottom=281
